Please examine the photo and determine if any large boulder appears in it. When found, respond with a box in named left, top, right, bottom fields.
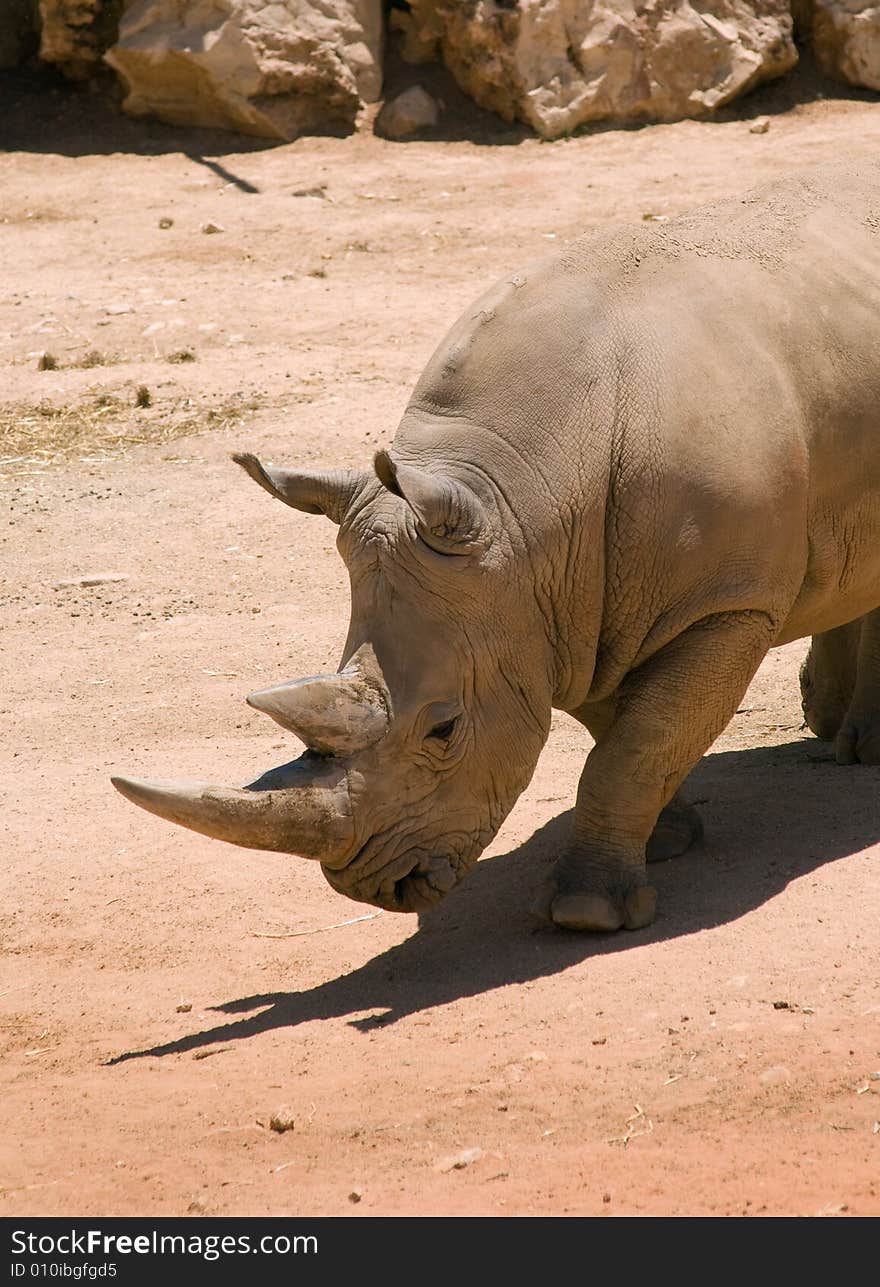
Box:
left=397, top=1, right=798, bottom=138
left=38, top=1, right=126, bottom=79
left=103, top=0, right=384, bottom=139
left=810, top=1, right=880, bottom=89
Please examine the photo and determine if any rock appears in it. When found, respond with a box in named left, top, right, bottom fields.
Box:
left=0, top=0, right=39, bottom=69
left=375, top=85, right=439, bottom=138
left=790, top=0, right=817, bottom=37
left=38, top=0, right=126, bottom=80
left=53, top=573, right=129, bottom=588
left=389, top=3, right=441, bottom=64
left=200, top=222, right=224, bottom=235
left=103, top=0, right=384, bottom=140
left=749, top=115, right=771, bottom=132
left=811, top=1, right=880, bottom=90
left=402, top=1, right=797, bottom=138
left=435, top=1146, right=483, bottom=1172
left=759, top=1065, right=793, bottom=1084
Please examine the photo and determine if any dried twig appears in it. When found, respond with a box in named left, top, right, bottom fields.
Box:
left=251, top=912, right=383, bottom=938
left=607, top=1104, right=655, bottom=1146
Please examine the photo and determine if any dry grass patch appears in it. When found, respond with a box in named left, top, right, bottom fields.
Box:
left=0, top=392, right=259, bottom=478
left=34, top=349, right=123, bottom=371
left=75, top=349, right=117, bottom=370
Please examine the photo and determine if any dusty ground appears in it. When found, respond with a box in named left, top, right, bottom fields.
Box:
left=2, top=66, right=880, bottom=1219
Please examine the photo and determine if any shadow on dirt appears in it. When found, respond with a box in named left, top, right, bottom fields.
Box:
left=0, top=66, right=338, bottom=160
left=106, top=736, right=880, bottom=1064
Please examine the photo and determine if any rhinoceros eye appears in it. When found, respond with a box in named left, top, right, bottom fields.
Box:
left=427, top=717, right=458, bottom=742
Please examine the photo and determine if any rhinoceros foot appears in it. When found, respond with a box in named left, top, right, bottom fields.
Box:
left=531, top=863, right=657, bottom=933
left=834, top=714, right=880, bottom=765
left=645, top=797, right=704, bottom=864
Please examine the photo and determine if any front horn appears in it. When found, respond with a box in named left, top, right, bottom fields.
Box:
left=111, top=755, right=355, bottom=867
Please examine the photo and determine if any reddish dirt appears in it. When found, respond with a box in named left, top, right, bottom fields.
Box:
left=2, top=72, right=880, bottom=1218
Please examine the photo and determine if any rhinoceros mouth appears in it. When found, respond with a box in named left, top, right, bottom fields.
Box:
left=322, top=843, right=471, bottom=913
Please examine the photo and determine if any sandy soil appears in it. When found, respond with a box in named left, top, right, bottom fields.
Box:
left=2, top=67, right=880, bottom=1219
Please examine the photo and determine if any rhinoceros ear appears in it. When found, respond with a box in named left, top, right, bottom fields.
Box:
left=373, top=449, right=488, bottom=555
left=232, top=452, right=364, bottom=525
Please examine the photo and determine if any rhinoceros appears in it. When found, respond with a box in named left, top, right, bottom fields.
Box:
left=113, top=159, right=880, bottom=933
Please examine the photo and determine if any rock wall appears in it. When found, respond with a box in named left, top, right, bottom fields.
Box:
left=398, top=1, right=798, bottom=137
left=12, top=2, right=880, bottom=139
left=811, top=0, right=880, bottom=89
left=104, top=1, right=384, bottom=139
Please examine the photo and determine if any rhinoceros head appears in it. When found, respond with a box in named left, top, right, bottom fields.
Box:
left=112, top=445, right=554, bottom=913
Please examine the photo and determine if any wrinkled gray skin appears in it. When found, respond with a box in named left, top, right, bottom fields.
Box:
left=113, top=159, right=880, bottom=932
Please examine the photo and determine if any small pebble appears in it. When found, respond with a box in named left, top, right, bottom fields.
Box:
left=201, top=222, right=224, bottom=235
left=749, top=117, right=770, bottom=134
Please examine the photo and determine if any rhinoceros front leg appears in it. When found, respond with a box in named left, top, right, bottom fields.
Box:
left=811, top=608, right=880, bottom=764
left=569, top=695, right=704, bottom=864
left=536, top=610, right=778, bottom=932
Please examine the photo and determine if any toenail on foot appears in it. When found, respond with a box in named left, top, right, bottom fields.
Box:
left=550, top=893, right=624, bottom=932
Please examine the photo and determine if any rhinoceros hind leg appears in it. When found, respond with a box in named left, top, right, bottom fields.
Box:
left=799, top=621, right=860, bottom=741
left=646, top=792, right=703, bottom=864
left=801, top=611, right=880, bottom=762
left=826, top=608, right=880, bottom=763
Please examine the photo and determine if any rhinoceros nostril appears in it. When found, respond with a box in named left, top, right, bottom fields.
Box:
left=422, top=855, right=459, bottom=894
left=392, top=856, right=462, bottom=910
left=393, top=876, right=412, bottom=907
